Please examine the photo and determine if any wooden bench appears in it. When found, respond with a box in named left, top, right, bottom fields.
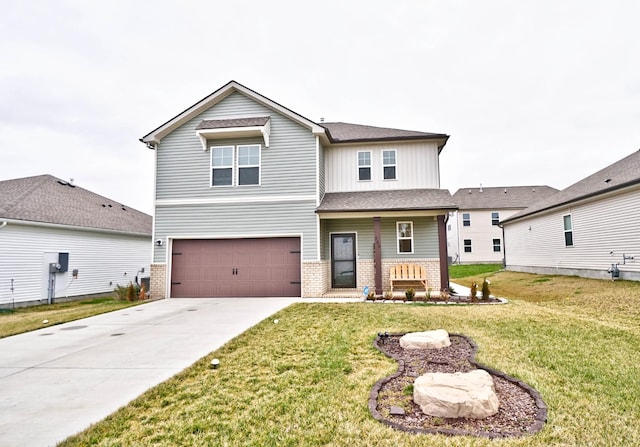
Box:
left=389, top=264, right=428, bottom=294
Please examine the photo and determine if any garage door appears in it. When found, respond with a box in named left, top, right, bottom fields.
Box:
left=170, top=238, right=301, bottom=298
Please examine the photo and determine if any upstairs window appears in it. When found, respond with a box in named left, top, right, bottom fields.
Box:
left=397, top=222, right=414, bottom=254
left=358, top=151, right=371, bottom=181
left=563, top=214, right=573, bottom=246
left=383, top=150, right=396, bottom=180
left=237, top=145, right=260, bottom=185
left=464, top=239, right=472, bottom=253
left=462, top=213, right=471, bottom=227
left=211, top=144, right=261, bottom=187
left=491, top=212, right=500, bottom=225
left=211, top=146, right=234, bottom=186
left=493, top=238, right=501, bottom=252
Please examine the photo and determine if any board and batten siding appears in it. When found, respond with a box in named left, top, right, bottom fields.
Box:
left=0, top=222, right=151, bottom=306
left=155, top=91, right=318, bottom=201
left=504, top=187, right=640, bottom=280
left=154, top=200, right=318, bottom=263
left=324, top=141, right=440, bottom=193
left=320, top=216, right=439, bottom=260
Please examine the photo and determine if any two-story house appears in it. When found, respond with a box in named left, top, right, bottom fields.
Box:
left=140, top=81, right=456, bottom=299
left=448, top=186, right=558, bottom=264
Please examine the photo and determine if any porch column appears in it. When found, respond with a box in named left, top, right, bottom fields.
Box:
left=437, top=215, right=450, bottom=291
left=373, top=217, right=382, bottom=296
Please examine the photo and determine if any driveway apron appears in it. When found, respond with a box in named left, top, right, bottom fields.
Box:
left=0, top=297, right=299, bottom=447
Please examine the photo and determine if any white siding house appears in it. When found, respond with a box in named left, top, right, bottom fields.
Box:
left=448, top=186, right=558, bottom=264
left=0, top=175, right=152, bottom=307
left=502, top=150, right=640, bottom=281
left=140, top=81, right=456, bottom=299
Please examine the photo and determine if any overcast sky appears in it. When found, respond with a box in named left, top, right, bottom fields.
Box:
left=2, top=1, right=639, bottom=215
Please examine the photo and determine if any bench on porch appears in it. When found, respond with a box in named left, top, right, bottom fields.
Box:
left=389, top=264, right=428, bottom=294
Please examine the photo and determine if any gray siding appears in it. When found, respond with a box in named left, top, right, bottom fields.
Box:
left=321, top=216, right=439, bottom=260
left=154, top=200, right=318, bottom=263
left=504, top=186, right=640, bottom=279
left=0, top=223, right=151, bottom=306
left=156, top=92, right=318, bottom=200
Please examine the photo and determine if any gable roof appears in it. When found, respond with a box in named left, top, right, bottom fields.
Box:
left=452, top=186, right=559, bottom=210
left=140, top=80, right=325, bottom=147
left=317, top=189, right=457, bottom=213
left=0, top=175, right=152, bottom=235
left=140, top=81, right=449, bottom=150
left=502, top=150, right=640, bottom=224
left=320, top=122, right=449, bottom=150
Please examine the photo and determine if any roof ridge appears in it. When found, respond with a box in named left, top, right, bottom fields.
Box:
left=0, top=174, right=51, bottom=215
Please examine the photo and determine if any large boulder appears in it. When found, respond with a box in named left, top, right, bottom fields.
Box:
left=399, top=329, right=451, bottom=350
left=413, top=369, right=499, bottom=419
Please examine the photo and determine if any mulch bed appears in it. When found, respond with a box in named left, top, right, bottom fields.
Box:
left=369, top=333, right=547, bottom=438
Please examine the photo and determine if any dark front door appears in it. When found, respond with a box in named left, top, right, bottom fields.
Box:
left=331, top=233, right=356, bottom=288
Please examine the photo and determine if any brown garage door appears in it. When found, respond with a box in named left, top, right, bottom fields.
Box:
left=170, top=238, right=301, bottom=298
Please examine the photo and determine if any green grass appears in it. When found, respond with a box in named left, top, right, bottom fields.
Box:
left=449, top=263, right=503, bottom=279
left=57, top=271, right=640, bottom=447
left=0, top=296, right=147, bottom=339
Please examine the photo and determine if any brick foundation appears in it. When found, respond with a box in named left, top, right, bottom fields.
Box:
left=150, top=263, right=167, bottom=299
left=302, top=260, right=330, bottom=297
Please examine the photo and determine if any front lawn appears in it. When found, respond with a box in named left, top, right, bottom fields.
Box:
left=0, top=297, right=146, bottom=339
left=59, top=272, right=640, bottom=446
left=449, top=263, right=503, bottom=279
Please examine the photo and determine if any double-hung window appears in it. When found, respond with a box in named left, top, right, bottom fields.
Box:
left=493, top=238, right=501, bottom=252
left=211, top=144, right=261, bottom=187
left=397, top=222, right=414, bottom=254
left=462, top=213, right=471, bottom=227
left=563, top=214, right=573, bottom=247
left=358, top=151, right=371, bottom=181
left=464, top=239, right=472, bottom=253
left=383, top=150, right=396, bottom=180
left=491, top=212, right=500, bottom=225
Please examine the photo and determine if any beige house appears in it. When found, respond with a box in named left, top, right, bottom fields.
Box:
left=448, top=186, right=558, bottom=264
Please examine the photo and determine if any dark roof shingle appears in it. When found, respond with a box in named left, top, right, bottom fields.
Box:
left=196, top=116, right=270, bottom=130
left=503, top=150, right=640, bottom=223
left=0, top=175, right=152, bottom=235
left=317, top=189, right=457, bottom=213
left=320, top=122, right=449, bottom=148
left=452, top=186, right=559, bottom=210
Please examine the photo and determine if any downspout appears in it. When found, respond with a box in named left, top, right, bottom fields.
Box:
left=498, top=222, right=506, bottom=269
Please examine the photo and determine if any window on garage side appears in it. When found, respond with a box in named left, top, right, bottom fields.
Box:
left=358, top=151, right=371, bottom=181
left=464, top=239, right=472, bottom=253
left=397, top=221, right=414, bottom=254
left=463, top=213, right=471, bottom=227
left=491, top=212, right=500, bottom=225
left=563, top=214, right=573, bottom=247
left=211, top=146, right=234, bottom=186
left=237, top=144, right=260, bottom=185
left=493, top=238, right=501, bottom=252
left=383, top=150, right=396, bottom=180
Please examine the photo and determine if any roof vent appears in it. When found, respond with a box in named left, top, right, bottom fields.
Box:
left=604, top=178, right=612, bottom=183
left=479, top=184, right=483, bottom=192
left=504, top=188, right=507, bottom=193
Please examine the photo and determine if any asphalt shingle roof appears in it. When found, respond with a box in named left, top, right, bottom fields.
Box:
left=502, top=150, right=640, bottom=223
left=317, top=189, right=457, bottom=213
left=320, top=122, right=449, bottom=147
left=196, top=116, right=270, bottom=130
left=452, top=186, right=559, bottom=210
left=0, top=175, right=152, bottom=235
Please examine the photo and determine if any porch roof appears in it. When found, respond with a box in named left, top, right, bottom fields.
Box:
left=316, top=189, right=457, bottom=214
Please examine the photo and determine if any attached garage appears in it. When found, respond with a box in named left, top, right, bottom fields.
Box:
left=170, top=237, right=301, bottom=298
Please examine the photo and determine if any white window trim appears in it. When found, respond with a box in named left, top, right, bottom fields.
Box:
left=462, top=213, right=471, bottom=227
left=491, top=212, right=500, bottom=225
left=357, top=151, right=372, bottom=181
left=563, top=214, right=573, bottom=247
left=210, top=145, right=234, bottom=188
left=237, top=144, right=261, bottom=187
left=464, top=239, right=472, bottom=253
left=396, top=221, right=414, bottom=254
left=210, top=144, right=262, bottom=188
left=382, top=149, right=397, bottom=181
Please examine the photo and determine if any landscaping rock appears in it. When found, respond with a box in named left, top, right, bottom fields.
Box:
left=413, top=369, right=499, bottom=419
left=399, top=329, right=450, bottom=350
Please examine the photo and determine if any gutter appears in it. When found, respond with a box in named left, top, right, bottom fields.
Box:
left=0, top=221, right=7, bottom=229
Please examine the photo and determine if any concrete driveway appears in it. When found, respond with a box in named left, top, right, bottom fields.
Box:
left=0, top=297, right=301, bottom=447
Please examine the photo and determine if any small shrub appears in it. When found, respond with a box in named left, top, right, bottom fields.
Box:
left=405, top=288, right=415, bottom=301
left=403, top=384, right=414, bottom=396
left=470, top=281, right=478, bottom=302
left=126, top=283, right=136, bottom=302
left=482, top=278, right=491, bottom=300
left=139, top=284, right=147, bottom=300
left=383, top=291, right=393, bottom=300
left=113, top=284, right=128, bottom=301
left=366, top=290, right=376, bottom=301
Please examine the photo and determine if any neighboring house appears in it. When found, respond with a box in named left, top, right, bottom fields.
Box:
left=501, top=150, right=640, bottom=281
left=140, top=80, right=457, bottom=299
left=448, top=186, right=558, bottom=264
left=0, top=175, right=152, bottom=307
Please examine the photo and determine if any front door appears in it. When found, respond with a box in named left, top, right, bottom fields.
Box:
left=331, top=233, right=356, bottom=288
